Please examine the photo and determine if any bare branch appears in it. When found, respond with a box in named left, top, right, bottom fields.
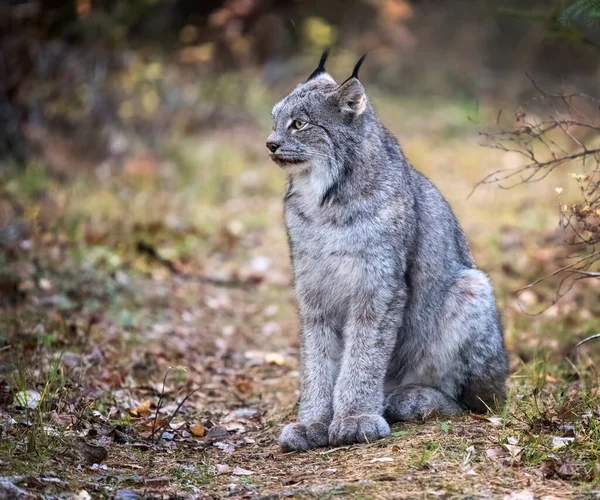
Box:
left=575, top=333, right=600, bottom=347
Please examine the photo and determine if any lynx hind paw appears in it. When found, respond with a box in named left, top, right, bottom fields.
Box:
left=329, top=414, right=390, bottom=446
left=279, top=422, right=329, bottom=452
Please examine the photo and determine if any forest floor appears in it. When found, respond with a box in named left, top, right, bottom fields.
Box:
left=1, top=92, right=600, bottom=499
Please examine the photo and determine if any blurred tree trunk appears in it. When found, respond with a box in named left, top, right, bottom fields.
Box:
left=0, top=1, right=79, bottom=166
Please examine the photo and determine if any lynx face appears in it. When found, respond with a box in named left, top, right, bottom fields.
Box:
left=267, top=75, right=338, bottom=172
left=266, top=56, right=368, bottom=175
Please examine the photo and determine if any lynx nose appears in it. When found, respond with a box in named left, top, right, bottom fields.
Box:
left=266, top=141, right=280, bottom=153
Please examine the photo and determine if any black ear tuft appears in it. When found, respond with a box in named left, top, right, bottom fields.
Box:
left=338, top=53, right=368, bottom=87
left=306, top=49, right=330, bottom=81
left=351, top=53, right=367, bottom=80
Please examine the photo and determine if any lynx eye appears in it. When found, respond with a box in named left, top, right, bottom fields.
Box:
left=291, top=119, right=307, bottom=130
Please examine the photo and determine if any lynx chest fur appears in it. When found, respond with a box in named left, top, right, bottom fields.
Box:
left=285, top=170, right=408, bottom=321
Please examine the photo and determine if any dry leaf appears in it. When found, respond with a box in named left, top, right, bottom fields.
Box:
left=190, top=423, right=205, bottom=437
left=551, top=436, right=574, bottom=449
left=224, top=422, right=246, bottom=433
left=370, top=457, right=394, bottom=463
left=503, top=444, right=523, bottom=459
left=233, top=467, right=254, bottom=475
left=486, top=447, right=508, bottom=460
left=214, top=441, right=235, bottom=453
left=206, top=426, right=227, bottom=442
left=470, top=414, right=502, bottom=426
left=216, top=464, right=231, bottom=474
left=73, top=442, right=108, bottom=465
left=235, top=378, right=253, bottom=393
left=131, top=400, right=151, bottom=418
left=14, top=390, right=41, bottom=409
left=557, top=461, right=575, bottom=478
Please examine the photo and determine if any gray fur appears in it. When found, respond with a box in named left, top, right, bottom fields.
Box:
left=267, top=57, right=508, bottom=452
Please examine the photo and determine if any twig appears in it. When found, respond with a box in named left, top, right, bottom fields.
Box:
left=525, top=73, right=600, bottom=104
left=316, top=446, right=351, bottom=455
left=568, top=270, right=600, bottom=278
left=150, top=368, right=175, bottom=442
left=153, top=388, right=202, bottom=442
left=515, top=249, right=600, bottom=294
left=575, top=333, right=600, bottom=348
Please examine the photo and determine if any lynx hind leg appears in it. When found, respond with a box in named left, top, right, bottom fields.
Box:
left=384, top=385, right=462, bottom=423
left=445, top=269, right=509, bottom=413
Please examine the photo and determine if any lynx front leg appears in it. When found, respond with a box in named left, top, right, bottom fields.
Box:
left=280, top=313, right=341, bottom=452
left=329, top=285, right=406, bottom=446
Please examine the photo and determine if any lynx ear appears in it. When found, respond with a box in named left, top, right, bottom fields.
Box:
left=330, top=78, right=367, bottom=116
left=330, top=54, right=368, bottom=116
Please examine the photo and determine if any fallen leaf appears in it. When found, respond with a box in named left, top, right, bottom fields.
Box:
left=206, top=426, right=227, bottom=442
left=231, top=408, right=257, bottom=419
left=235, top=378, right=253, bottom=393
left=552, top=436, right=574, bottom=449
left=216, top=464, right=231, bottom=474
left=557, top=461, right=575, bottom=478
left=190, top=423, right=205, bottom=437
left=14, top=390, right=41, bottom=409
left=214, top=441, right=235, bottom=453
left=503, top=444, right=523, bottom=459
left=224, top=422, right=246, bottom=433
left=470, top=414, right=502, bottom=426
left=233, top=467, right=255, bottom=475
left=486, top=447, right=508, bottom=460
left=131, top=400, right=151, bottom=418
left=370, top=457, right=394, bottom=463
left=73, top=442, right=108, bottom=465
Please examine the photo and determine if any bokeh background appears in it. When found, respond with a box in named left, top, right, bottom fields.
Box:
left=1, top=1, right=600, bottom=497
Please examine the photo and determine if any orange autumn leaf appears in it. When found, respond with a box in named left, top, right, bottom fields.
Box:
left=190, top=423, right=205, bottom=437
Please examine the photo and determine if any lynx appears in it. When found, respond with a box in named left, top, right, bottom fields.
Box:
left=266, top=52, right=508, bottom=451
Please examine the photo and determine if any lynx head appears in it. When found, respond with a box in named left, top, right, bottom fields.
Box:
left=266, top=51, right=371, bottom=175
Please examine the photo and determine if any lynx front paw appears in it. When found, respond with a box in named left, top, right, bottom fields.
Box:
left=328, top=414, right=390, bottom=446
left=279, top=422, right=329, bottom=452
